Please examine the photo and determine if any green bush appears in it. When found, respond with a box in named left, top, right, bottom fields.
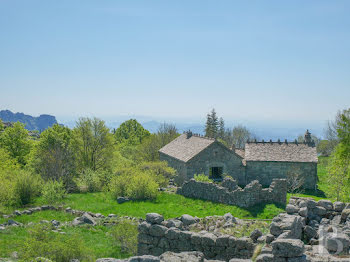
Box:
left=20, top=224, right=92, bottom=262
left=126, top=172, right=159, bottom=200
left=110, top=219, right=138, bottom=255
left=109, top=174, right=129, bottom=199
left=75, top=169, right=103, bottom=193
left=139, top=161, right=176, bottom=187
left=41, top=180, right=66, bottom=204
left=14, top=171, right=43, bottom=206
left=109, top=171, right=159, bottom=201
left=194, top=174, right=212, bottom=183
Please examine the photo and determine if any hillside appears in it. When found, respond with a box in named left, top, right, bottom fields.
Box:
left=0, top=110, right=57, bottom=131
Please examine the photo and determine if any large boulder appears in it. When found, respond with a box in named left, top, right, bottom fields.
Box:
left=341, top=209, right=350, bottom=222
left=180, top=214, right=196, bottom=226
left=146, top=213, right=164, bottom=225
left=317, top=200, right=334, bottom=211
left=271, top=239, right=304, bottom=257
left=81, top=213, right=97, bottom=225
left=334, top=202, right=345, bottom=212
left=286, top=205, right=299, bottom=214
left=270, top=214, right=304, bottom=239
left=250, top=229, right=262, bottom=242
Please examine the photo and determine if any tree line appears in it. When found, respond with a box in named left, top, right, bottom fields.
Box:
left=0, top=118, right=179, bottom=211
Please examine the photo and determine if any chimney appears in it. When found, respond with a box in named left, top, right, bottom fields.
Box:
left=304, top=129, right=312, bottom=145
left=186, top=130, right=193, bottom=139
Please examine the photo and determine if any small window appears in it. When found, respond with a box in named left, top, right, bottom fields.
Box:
left=210, top=166, right=223, bottom=181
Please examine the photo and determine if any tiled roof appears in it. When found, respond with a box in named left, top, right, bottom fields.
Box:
left=245, top=142, right=318, bottom=163
left=235, top=149, right=245, bottom=158
left=159, top=134, right=215, bottom=162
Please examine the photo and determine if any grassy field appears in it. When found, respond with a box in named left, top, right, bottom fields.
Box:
left=0, top=158, right=331, bottom=260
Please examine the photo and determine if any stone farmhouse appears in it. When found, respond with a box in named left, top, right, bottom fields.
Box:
left=159, top=130, right=318, bottom=189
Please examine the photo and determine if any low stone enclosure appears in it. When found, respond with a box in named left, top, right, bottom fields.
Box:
left=137, top=197, right=350, bottom=262
left=4, top=198, right=350, bottom=261
left=176, top=177, right=287, bottom=208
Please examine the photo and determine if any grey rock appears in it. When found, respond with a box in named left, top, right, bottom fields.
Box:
left=81, top=213, right=97, bottom=225
left=250, top=229, right=262, bottom=242
left=266, top=234, right=275, bottom=244
left=334, top=202, right=345, bottom=212
left=139, top=222, right=151, bottom=234
left=146, top=213, right=164, bottom=225
left=304, top=225, right=317, bottom=240
left=317, top=200, right=334, bottom=211
left=299, top=207, right=308, bottom=217
left=165, top=219, right=182, bottom=228
left=149, top=224, right=168, bottom=237
left=117, top=197, right=131, bottom=204
left=271, top=239, right=304, bottom=257
left=286, top=204, right=299, bottom=214
left=180, top=214, right=196, bottom=226
left=255, top=254, right=274, bottom=262
left=7, top=219, right=21, bottom=226
left=314, top=206, right=327, bottom=217
left=341, top=209, right=350, bottom=222
left=108, top=214, right=118, bottom=218
left=224, top=212, right=236, bottom=223
left=159, top=251, right=204, bottom=262
left=129, top=255, right=160, bottom=262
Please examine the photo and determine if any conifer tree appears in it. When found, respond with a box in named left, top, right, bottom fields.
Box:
left=205, top=113, right=213, bottom=138
left=218, top=117, right=225, bottom=139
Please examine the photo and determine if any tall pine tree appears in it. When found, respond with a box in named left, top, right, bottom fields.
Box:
left=205, top=109, right=219, bottom=138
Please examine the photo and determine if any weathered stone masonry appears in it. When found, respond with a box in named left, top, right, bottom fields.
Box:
left=137, top=213, right=256, bottom=261
left=176, top=177, right=287, bottom=208
left=159, top=131, right=318, bottom=190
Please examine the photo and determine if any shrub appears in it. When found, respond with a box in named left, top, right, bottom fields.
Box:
left=20, top=224, right=92, bottom=262
left=14, top=171, right=43, bottom=206
left=126, top=172, right=159, bottom=200
left=109, top=171, right=159, bottom=201
left=75, top=169, right=103, bottom=193
left=110, top=219, right=138, bottom=255
left=109, top=174, right=129, bottom=199
left=0, top=149, right=20, bottom=208
left=41, top=180, right=66, bottom=204
left=139, top=161, right=176, bottom=187
left=194, top=174, right=212, bottom=183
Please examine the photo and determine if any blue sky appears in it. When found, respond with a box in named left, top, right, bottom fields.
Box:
left=0, top=0, right=349, bottom=128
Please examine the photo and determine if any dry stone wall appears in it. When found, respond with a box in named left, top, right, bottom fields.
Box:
left=137, top=213, right=256, bottom=261
left=176, top=177, right=287, bottom=208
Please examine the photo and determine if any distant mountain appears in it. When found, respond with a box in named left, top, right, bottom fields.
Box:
left=0, top=110, right=57, bottom=131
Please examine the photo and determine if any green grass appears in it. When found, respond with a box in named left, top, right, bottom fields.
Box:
left=0, top=210, right=76, bottom=225
left=45, top=192, right=284, bottom=220
left=0, top=224, right=127, bottom=260
left=0, top=227, right=28, bottom=257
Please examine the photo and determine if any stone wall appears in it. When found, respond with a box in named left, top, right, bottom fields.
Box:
left=176, top=177, right=287, bottom=208
left=257, top=197, right=350, bottom=261
left=245, top=161, right=317, bottom=190
left=186, top=142, right=246, bottom=185
left=137, top=213, right=256, bottom=261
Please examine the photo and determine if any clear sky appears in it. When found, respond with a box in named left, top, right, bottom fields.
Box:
left=0, top=0, right=349, bottom=125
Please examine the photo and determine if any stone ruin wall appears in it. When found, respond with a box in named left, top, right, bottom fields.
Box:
left=176, top=177, right=287, bottom=208
left=137, top=213, right=256, bottom=261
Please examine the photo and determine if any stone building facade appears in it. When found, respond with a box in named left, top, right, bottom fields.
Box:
left=159, top=130, right=318, bottom=190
